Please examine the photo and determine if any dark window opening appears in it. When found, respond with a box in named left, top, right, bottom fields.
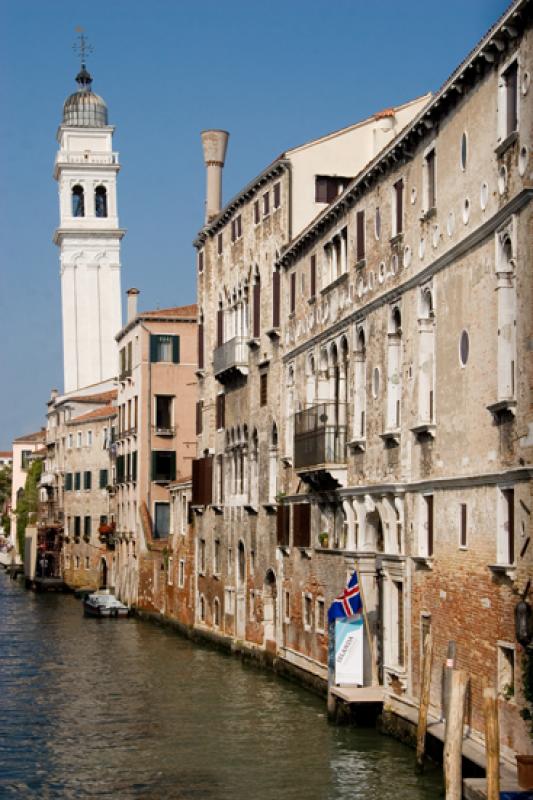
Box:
left=155, top=395, right=173, bottom=431
left=260, top=373, right=268, bottom=407
left=356, top=210, right=365, bottom=261
left=72, top=185, right=85, bottom=217
left=273, top=182, right=281, bottom=209
left=504, top=61, right=518, bottom=137
left=151, top=451, right=176, bottom=483
left=95, top=186, right=108, bottom=218
left=315, top=175, right=350, bottom=204
left=154, top=502, right=170, bottom=539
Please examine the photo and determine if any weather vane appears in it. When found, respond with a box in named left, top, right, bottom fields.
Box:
left=73, top=26, right=94, bottom=67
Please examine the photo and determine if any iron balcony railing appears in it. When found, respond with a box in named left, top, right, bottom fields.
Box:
left=294, top=402, right=347, bottom=469
left=213, top=336, right=248, bottom=379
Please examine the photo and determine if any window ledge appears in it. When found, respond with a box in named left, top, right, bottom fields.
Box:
left=191, top=505, right=205, bottom=515
left=355, top=258, right=366, bottom=271
left=487, top=399, right=516, bottom=419
left=262, top=502, right=277, bottom=514
left=195, top=369, right=206, bottom=379
left=488, top=563, right=516, bottom=579
left=379, top=429, right=401, bottom=446
left=212, top=572, right=221, bottom=580
left=298, top=547, right=313, bottom=559
left=347, top=438, right=366, bottom=452
left=266, top=327, right=280, bottom=340
left=390, top=233, right=404, bottom=246
left=244, top=504, right=258, bottom=515
left=419, top=207, right=437, bottom=222
left=307, top=296, right=316, bottom=305
left=320, top=271, right=349, bottom=295
left=211, top=504, right=224, bottom=515
left=281, top=455, right=293, bottom=467
left=277, top=545, right=291, bottom=555
left=246, top=337, right=260, bottom=349
left=412, top=555, right=433, bottom=570
left=411, top=422, right=436, bottom=439
left=495, top=131, right=518, bottom=157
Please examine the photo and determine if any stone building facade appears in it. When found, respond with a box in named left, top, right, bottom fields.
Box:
left=191, top=0, right=533, bottom=763
left=114, top=295, right=197, bottom=607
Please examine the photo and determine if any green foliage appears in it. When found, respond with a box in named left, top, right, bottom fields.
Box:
left=15, top=460, right=42, bottom=561
left=0, top=465, right=12, bottom=525
left=519, top=646, right=533, bottom=739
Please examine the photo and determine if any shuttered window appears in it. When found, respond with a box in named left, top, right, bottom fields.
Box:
left=276, top=504, right=290, bottom=547
left=74, top=517, right=81, bottom=538
left=460, top=503, right=467, bottom=548
left=65, top=473, right=73, bottom=491
left=216, top=394, right=225, bottom=430
left=263, top=192, right=270, bottom=217
left=99, top=469, right=108, bottom=489
left=254, top=200, right=260, bottom=224
left=217, top=233, right=223, bottom=255
left=198, top=250, right=204, bottom=272
left=74, top=472, right=81, bottom=491
left=290, top=272, right=296, bottom=314
left=84, top=516, right=91, bottom=538
left=198, top=322, right=204, bottom=369
left=503, top=488, right=515, bottom=564
left=151, top=450, right=176, bottom=483
left=394, top=179, right=404, bottom=235
left=425, top=495, right=434, bottom=557
left=273, top=182, right=281, bottom=209
left=356, top=210, right=365, bottom=261
left=504, top=61, right=518, bottom=136
left=132, top=451, right=137, bottom=482
left=260, top=373, right=268, bottom=407
left=293, top=503, right=311, bottom=548
left=272, top=269, right=280, bottom=327
left=192, top=456, right=213, bottom=506
left=116, top=455, right=124, bottom=484
left=150, top=335, right=180, bottom=363
left=253, top=278, right=261, bottom=338
left=217, top=308, right=224, bottom=347
left=310, top=255, right=316, bottom=299
left=83, top=471, right=92, bottom=490
left=196, top=400, right=203, bottom=435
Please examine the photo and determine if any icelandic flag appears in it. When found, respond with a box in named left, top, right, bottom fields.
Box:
left=328, top=570, right=362, bottom=623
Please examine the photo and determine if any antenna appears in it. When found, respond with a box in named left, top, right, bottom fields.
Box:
left=73, top=26, right=94, bottom=67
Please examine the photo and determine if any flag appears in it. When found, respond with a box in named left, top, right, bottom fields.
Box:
left=328, top=570, right=362, bottom=623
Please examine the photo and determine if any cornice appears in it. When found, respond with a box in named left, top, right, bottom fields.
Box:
left=53, top=228, right=126, bottom=245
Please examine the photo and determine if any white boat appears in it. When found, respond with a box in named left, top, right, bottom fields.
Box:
left=83, top=591, right=129, bottom=618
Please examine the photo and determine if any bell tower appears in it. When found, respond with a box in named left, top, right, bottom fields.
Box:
left=54, top=35, right=123, bottom=393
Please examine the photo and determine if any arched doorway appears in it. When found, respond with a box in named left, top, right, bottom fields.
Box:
left=365, top=508, right=385, bottom=684
left=236, top=541, right=246, bottom=638
left=263, top=569, right=277, bottom=650
left=100, top=558, right=108, bottom=590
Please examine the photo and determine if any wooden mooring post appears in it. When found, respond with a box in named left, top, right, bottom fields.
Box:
left=483, top=685, right=500, bottom=800
left=416, top=630, right=433, bottom=772
left=443, top=669, right=468, bottom=800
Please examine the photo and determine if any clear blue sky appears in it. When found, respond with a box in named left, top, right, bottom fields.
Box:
left=0, top=0, right=509, bottom=448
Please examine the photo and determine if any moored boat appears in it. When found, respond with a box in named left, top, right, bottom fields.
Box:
left=83, top=592, right=129, bottom=618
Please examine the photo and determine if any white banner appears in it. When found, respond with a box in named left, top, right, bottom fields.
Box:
left=335, top=615, right=364, bottom=686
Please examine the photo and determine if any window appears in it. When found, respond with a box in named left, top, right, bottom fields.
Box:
left=213, top=597, right=221, bottom=627
left=150, top=335, right=179, bottom=363
left=154, top=502, right=170, bottom=539
left=263, top=192, right=270, bottom=217
left=460, top=132, right=468, bottom=171
left=272, top=268, right=280, bottom=328
left=216, top=393, right=225, bottom=430
left=356, top=210, right=365, bottom=261
left=424, top=495, right=434, bottom=557
left=178, top=559, right=185, bottom=588
left=199, top=595, right=206, bottom=622
left=424, top=148, right=436, bottom=211
left=155, top=395, right=173, bottom=432
left=293, top=503, right=311, bottom=548
left=72, top=185, right=85, bottom=217
left=315, top=175, right=350, bottom=203
left=260, top=373, right=268, bottom=407
left=84, top=516, right=91, bottom=538
left=303, top=593, right=313, bottom=630
left=217, top=233, right=223, bottom=255
left=253, top=274, right=261, bottom=338
left=460, top=504, right=468, bottom=548
left=498, top=644, right=515, bottom=701
left=199, top=539, right=206, bottom=574
left=67, top=434, right=73, bottom=449
left=167, top=556, right=173, bottom=585
left=77, top=432, right=82, bottom=448
left=375, top=206, right=381, bottom=240
left=316, top=598, right=325, bottom=634
left=198, top=250, right=204, bottom=273
left=273, top=182, right=281, bottom=209
left=64, top=473, right=73, bottom=491
left=284, top=590, right=291, bottom=623
left=254, top=200, right=260, bottom=225
left=85, top=556, right=90, bottom=570
left=501, top=61, right=518, bottom=140
left=395, top=581, right=405, bottom=667
left=196, top=400, right=203, bottom=435
left=151, top=451, right=176, bottom=482
left=289, top=271, right=296, bottom=315
left=95, top=185, right=107, bottom=218
left=231, top=214, right=242, bottom=242
left=74, top=472, right=81, bottom=491
left=392, top=178, right=404, bottom=236
left=99, top=469, right=108, bottom=489
left=249, top=590, right=255, bottom=621
left=498, top=488, right=515, bottom=565
left=459, top=330, right=469, bottom=366
left=74, top=516, right=81, bottom=538
left=310, top=255, right=316, bottom=299
left=131, top=451, right=137, bottom=482
left=214, top=539, right=221, bottom=574
left=83, top=471, right=92, bottom=490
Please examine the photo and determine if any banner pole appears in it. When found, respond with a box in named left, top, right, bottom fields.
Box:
left=354, top=558, right=379, bottom=687
left=327, top=618, right=336, bottom=718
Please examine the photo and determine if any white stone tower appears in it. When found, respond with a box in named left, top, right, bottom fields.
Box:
left=54, top=60, right=123, bottom=393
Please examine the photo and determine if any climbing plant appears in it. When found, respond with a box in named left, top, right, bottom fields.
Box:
left=15, top=460, right=42, bottom=561
left=520, top=646, right=533, bottom=739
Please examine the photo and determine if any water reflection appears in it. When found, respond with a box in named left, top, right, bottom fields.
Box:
left=0, top=573, right=442, bottom=798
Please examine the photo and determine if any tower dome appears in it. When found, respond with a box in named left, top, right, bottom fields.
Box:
left=62, top=65, right=108, bottom=127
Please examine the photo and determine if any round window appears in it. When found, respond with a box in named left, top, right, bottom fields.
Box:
left=460, top=330, right=469, bottom=366
left=373, top=367, right=380, bottom=398
left=460, top=132, right=467, bottom=171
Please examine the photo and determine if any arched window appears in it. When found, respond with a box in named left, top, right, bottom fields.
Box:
left=72, top=185, right=85, bottom=218
left=95, top=185, right=108, bottom=218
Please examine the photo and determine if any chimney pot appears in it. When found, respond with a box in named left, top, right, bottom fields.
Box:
left=201, top=130, right=229, bottom=223
left=127, top=288, right=140, bottom=322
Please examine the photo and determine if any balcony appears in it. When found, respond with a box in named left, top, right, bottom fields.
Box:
left=294, top=402, right=347, bottom=489
left=213, top=337, right=248, bottom=383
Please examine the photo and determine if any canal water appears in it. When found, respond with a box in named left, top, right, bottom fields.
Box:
left=0, top=572, right=443, bottom=799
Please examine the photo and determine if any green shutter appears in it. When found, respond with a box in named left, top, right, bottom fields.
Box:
left=150, top=335, right=159, bottom=363
left=172, top=336, right=180, bottom=363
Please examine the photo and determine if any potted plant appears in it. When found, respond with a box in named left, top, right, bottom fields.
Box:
left=319, top=531, right=329, bottom=548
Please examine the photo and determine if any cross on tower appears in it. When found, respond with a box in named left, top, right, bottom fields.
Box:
left=73, top=26, right=93, bottom=67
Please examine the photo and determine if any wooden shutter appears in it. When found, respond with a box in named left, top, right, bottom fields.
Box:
left=150, top=335, right=159, bottom=363
left=395, top=179, right=404, bottom=234
left=196, top=401, right=203, bottom=435
left=356, top=210, right=365, bottom=261
left=504, top=488, right=515, bottom=564
left=132, top=452, right=137, bottom=482
left=204, top=456, right=213, bottom=505
left=310, top=255, right=316, bottom=299
left=217, top=308, right=224, bottom=347
left=216, top=394, right=225, bottom=429
left=169, top=451, right=176, bottom=482
left=172, top=336, right=180, bottom=363
left=293, top=503, right=311, bottom=548
left=253, top=278, right=261, bottom=338
left=254, top=200, right=260, bottom=224
left=198, top=323, right=204, bottom=369
left=426, top=495, right=434, bottom=556
left=192, top=458, right=201, bottom=505
left=276, top=505, right=290, bottom=547
left=273, top=269, right=280, bottom=327
left=260, top=373, right=268, bottom=406
left=290, top=272, right=296, bottom=314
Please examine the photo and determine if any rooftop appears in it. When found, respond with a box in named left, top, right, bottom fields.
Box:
left=67, top=389, right=118, bottom=405
left=69, top=404, right=117, bottom=425
left=13, top=430, right=46, bottom=444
